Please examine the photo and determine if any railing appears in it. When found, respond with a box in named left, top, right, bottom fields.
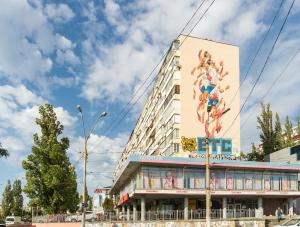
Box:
left=32, top=209, right=258, bottom=223
left=32, top=214, right=68, bottom=223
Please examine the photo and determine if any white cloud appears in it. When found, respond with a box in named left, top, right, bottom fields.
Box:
left=51, top=76, right=80, bottom=88
left=239, top=32, right=300, bottom=152
left=0, top=0, right=78, bottom=83
left=0, top=84, right=44, bottom=106
left=69, top=133, right=128, bottom=192
left=104, top=0, right=128, bottom=35
left=81, top=0, right=271, bottom=103
left=44, top=3, right=75, bottom=23
left=0, top=84, right=77, bottom=166
left=56, top=49, right=80, bottom=65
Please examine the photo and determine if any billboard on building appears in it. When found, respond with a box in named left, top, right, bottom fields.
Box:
left=179, top=35, right=240, bottom=154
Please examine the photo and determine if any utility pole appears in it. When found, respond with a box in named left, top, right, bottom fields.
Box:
left=205, top=107, right=230, bottom=227
left=205, top=108, right=211, bottom=227
left=82, top=139, right=87, bottom=227
left=76, top=105, right=107, bottom=227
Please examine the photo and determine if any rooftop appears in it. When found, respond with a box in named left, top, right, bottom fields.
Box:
left=110, top=155, right=300, bottom=194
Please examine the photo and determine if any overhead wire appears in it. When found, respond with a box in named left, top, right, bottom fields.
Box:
left=100, top=0, right=217, bottom=139
left=221, top=0, right=296, bottom=138
left=227, top=0, right=284, bottom=108
left=75, top=0, right=218, bottom=188
left=233, top=48, right=300, bottom=140
left=72, top=0, right=214, bottom=172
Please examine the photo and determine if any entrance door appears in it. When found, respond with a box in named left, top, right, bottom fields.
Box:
left=227, top=204, right=234, bottom=218
left=235, top=204, right=242, bottom=218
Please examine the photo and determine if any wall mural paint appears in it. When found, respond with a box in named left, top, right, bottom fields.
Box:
left=191, top=50, right=230, bottom=138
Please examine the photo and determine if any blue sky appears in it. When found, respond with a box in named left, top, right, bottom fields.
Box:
left=0, top=0, right=300, bottom=200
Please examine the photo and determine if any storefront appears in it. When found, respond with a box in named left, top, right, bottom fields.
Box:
left=110, top=155, right=300, bottom=220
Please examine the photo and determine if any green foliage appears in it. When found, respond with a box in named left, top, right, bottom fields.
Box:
left=297, top=118, right=300, bottom=145
left=246, top=143, right=264, bottom=161
left=284, top=116, right=293, bottom=147
left=12, top=180, right=23, bottom=216
left=274, top=113, right=284, bottom=151
left=257, top=103, right=275, bottom=155
left=0, top=143, right=8, bottom=158
left=79, top=186, right=93, bottom=211
left=2, top=180, right=13, bottom=217
left=102, top=197, right=114, bottom=212
left=22, top=103, right=79, bottom=214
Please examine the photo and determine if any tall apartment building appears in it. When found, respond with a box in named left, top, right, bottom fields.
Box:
left=109, top=35, right=300, bottom=221
left=113, top=35, right=241, bottom=179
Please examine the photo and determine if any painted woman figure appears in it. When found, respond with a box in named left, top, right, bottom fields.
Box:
left=163, top=171, right=173, bottom=189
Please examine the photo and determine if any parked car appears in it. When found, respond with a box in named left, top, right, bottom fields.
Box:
left=66, top=211, right=96, bottom=222
left=5, top=216, right=22, bottom=225
left=275, top=217, right=300, bottom=227
left=0, top=219, right=5, bottom=227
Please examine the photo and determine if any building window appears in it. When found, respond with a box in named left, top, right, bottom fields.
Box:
left=174, top=143, right=179, bottom=153
left=211, top=170, right=225, bottom=190
left=289, top=174, right=298, bottom=191
left=226, top=171, right=234, bottom=190
left=244, top=172, right=254, bottom=190
left=163, top=85, right=180, bottom=109
left=263, top=174, right=271, bottom=191
left=272, top=174, right=280, bottom=191
left=254, top=173, right=262, bottom=190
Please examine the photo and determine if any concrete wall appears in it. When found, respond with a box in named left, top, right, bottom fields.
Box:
left=265, top=148, right=296, bottom=163
left=178, top=35, right=240, bottom=154
left=86, top=220, right=264, bottom=227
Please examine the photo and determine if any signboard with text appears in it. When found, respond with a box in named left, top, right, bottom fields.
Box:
left=197, top=137, right=232, bottom=155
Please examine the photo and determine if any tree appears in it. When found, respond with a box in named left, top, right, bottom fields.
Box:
left=274, top=113, right=284, bottom=151
left=12, top=179, right=23, bottom=216
left=0, top=143, right=8, bottom=158
left=284, top=116, right=293, bottom=148
left=102, top=197, right=114, bottom=212
left=22, top=103, right=79, bottom=214
left=246, top=143, right=264, bottom=161
left=257, top=103, right=275, bottom=155
left=2, top=180, right=13, bottom=217
left=297, top=117, right=300, bottom=145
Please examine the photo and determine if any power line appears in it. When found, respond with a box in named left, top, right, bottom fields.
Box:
left=100, top=0, right=216, bottom=138
left=227, top=0, right=284, bottom=108
left=103, top=0, right=217, bottom=141
left=234, top=48, right=300, bottom=140
left=75, top=0, right=217, bottom=186
left=73, top=0, right=215, bottom=177
left=222, top=0, right=296, bottom=138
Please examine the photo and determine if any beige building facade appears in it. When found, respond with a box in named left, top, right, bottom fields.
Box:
left=114, top=35, right=240, bottom=179
left=109, top=35, right=300, bottom=222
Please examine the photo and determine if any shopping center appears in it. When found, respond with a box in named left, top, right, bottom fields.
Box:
left=109, top=35, right=300, bottom=221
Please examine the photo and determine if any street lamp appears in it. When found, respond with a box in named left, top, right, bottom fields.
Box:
left=76, top=105, right=107, bottom=227
left=205, top=107, right=230, bottom=227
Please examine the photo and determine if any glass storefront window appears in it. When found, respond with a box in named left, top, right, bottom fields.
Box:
left=254, top=173, right=262, bottom=190
left=194, top=170, right=205, bottom=189
left=139, top=167, right=299, bottom=192
left=226, top=171, right=234, bottom=190
left=289, top=174, right=298, bottom=191
left=282, top=175, right=288, bottom=191
left=264, top=174, right=271, bottom=191
left=272, top=174, right=280, bottom=191
left=184, top=171, right=194, bottom=189
left=244, top=172, right=254, bottom=190
left=234, top=172, right=244, bottom=190
left=211, top=170, right=225, bottom=190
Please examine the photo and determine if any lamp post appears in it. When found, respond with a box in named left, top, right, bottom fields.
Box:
left=76, top=105, right=107, bottom=227
left=205, top=107, right=230, bottom=227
